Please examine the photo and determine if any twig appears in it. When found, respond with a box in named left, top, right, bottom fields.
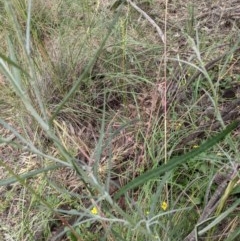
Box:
left=126, top=0, right=165, bottom=43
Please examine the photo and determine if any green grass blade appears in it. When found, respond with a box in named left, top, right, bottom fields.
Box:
left=114, top=121, right=239, bottom=199
left=50, top=9, right=122, bottom=123
left=25, top=0, right=32, bottom=55
left=0, top=52, right=30, bottom=77
left=198, top=198, right=240, bottom=236
left=0, top=164, right=62, bottom=186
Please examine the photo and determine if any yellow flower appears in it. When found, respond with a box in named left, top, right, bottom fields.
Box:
left=161, top=201, right=168, bottom=211
left=175, top=122, right=182, bottom=130
left=90, top=207, right=98, bottom=215
left=193, top=145, right=199, bottom=149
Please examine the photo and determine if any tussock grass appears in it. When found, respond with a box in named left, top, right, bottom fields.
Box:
left=0, top=0, right=240, bottom=241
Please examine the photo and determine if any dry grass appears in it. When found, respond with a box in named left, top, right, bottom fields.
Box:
left=0, top=0, right=240, bottom=240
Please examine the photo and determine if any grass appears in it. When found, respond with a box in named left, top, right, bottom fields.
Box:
left=0, top=0, right=240, bottom=241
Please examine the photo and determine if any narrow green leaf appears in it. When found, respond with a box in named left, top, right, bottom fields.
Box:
left=114, top=121, right=239, bottom=199
left=0, top=52, right=29, bottom=76
left=198, top=198, right=240, bottom=235
left=0, top=164, right=62, bottom=186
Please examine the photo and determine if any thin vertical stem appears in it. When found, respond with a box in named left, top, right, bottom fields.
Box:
left=164, top=1, right=169, bottom=238
left=164, top=1, right=168, bottom=165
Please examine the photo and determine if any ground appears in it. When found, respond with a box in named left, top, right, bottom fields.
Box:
left=0, top=0, right=240, bottom=240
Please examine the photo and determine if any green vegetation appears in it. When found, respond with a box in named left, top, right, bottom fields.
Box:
left=0, top=0, right=239, bottom=240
